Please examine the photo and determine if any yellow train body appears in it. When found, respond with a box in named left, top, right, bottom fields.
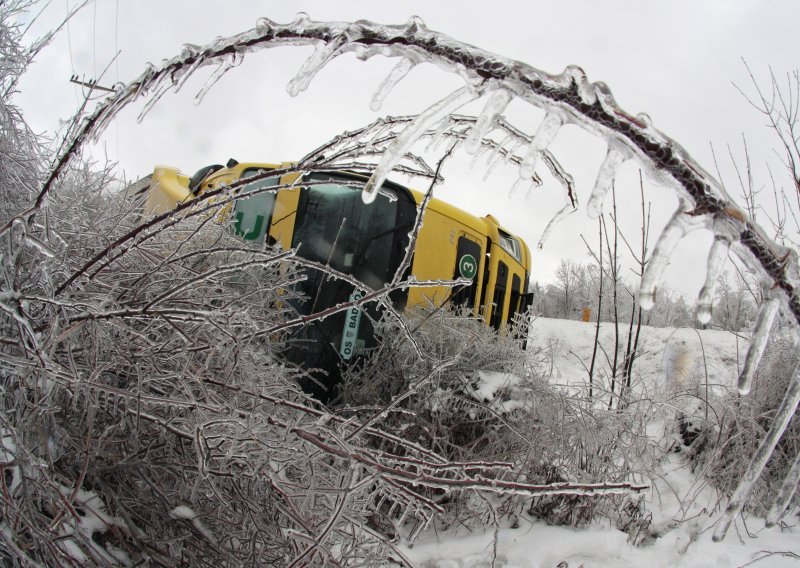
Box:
left=141, top=160, right=532, bottom=399
left=143, top=160, right=531, bottom=327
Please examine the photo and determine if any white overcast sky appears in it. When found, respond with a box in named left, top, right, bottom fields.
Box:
left=15, top=0, right=800, bottom=301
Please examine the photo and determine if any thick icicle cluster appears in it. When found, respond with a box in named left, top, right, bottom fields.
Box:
left=23, top=14, right=800, bottom=540
left=298, top=113, right=576, bottom=250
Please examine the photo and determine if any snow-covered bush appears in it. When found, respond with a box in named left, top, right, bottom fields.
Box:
left=2, top=154, right=438, bottom=564
left=0, top=6, right=406, bottom=563
left=338, top=308, right=659, bottom=536
left=695, top=330, right=800, bottom=516
left=338, top=307, right=533, bottom=458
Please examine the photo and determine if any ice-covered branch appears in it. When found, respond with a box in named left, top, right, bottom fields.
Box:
left=28, top=15, right=797, bottom=330
left=291, top=426, right=648, bottom=498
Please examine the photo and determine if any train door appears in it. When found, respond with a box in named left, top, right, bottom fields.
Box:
left=488, top=255, right=509, bottom=331
left=450, top=234, right=483, bottom=314
left=481, top=231, right=529, bottom=332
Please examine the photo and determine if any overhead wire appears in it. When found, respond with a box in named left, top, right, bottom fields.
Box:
left=65, top=0, right=78, bottom=106
left=91, top=0, right=96, bottom=78
left=114, top=0, right=120, bottom=164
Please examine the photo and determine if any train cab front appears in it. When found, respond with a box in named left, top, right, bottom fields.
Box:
left=282, top=172, right=417, bottom=402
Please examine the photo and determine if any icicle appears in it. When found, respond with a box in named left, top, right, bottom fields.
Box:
left=173, top=44, right=207, bottom=93
left=194, top=53, right=242, bottom=105
left=90, top=94, right=132, bottom=141
left=425, top=116, right=453, bottom=153
left=482, top=139, right=517, bottom=182
left=108, top=392, right=119, bottom=414
left=635, top=112, right=653, bottom=128
left=362, top=86, right=478, bottom=204
left=483, top=133, right=513, bottom=168
left=132, top=62, right=158, bottom=101
left=405, top=15, right=427, bottom=32
left=765, top=451, right=800, bottom=527
left=23, top=235, right=55, bottom=258
left=639, top=207, right=704, bottom=310
left=714, top=360, right=800, bottom=542
left=173, top=56, right=205, bottom=93
left=507, top=177, right=525, bottom=198
left=766, top=453, right=800, bottom=527
left=179, top=43, right=201, bottom=60
left=286, top=35, right=346, bottom=97
left=464, top=88, right=513, bottom=154
left=397, top=503, right=412, bottom=525
left=255, top=17, right=277, bottom=35
left=519, top=111, right=564, bottom=179
left=592, top=81, right=619, bottom=114
left=469, top=142, right=491, bottom=169
left=587, top=143, right=630, bottom=219
left=564, top=65, right=596, bottom=105
left=696, top=237, right=729, bottom=324
left=738, top=296, right=780, bottom=395
left=524, top=181, right=539, bottom=200
left=137, top=75, right=177, bottom=122
left=538, top=203, right=576, bottom=250
left=371, top=57, right=416, bottom=111
left=291, top=12, right=311, bottom=30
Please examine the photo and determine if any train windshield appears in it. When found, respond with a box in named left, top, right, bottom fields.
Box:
left=292, top=173, right=415, bottom=290
left=287, top=172, right=416, bottom=400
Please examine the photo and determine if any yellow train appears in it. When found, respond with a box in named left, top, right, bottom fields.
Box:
left=142, top=159, right=533, bottom=399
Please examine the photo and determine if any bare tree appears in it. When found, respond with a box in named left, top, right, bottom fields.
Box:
left=553, top=259, right=581, bottom=319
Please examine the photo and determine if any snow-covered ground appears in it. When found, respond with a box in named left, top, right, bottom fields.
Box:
left=401, top=318, right=799, bottom=568
left=527, top=316, right=746, bottom=394
left=404, top=516, right=798, bottom=568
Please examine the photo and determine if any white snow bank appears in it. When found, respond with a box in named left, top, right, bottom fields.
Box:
left=402, top=318, right=800, bottom=567
left=403, top=517, right=798, bottom=567
left=527, top=317, right=745, bottom=394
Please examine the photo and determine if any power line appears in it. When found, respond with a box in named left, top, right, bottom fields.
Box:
left=65, top=0, right=78, bottom=105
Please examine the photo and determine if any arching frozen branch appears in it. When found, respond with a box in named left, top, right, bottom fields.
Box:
left=24, top=14, right=797, bottom=332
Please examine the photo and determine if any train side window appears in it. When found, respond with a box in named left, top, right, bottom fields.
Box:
left=489, top=260, right=508, bottom=331
left=232, top=170, right=278, bottom=244
left=498, top=230, right=521, bottom=261
left=451, top=236, right=481, bottom=310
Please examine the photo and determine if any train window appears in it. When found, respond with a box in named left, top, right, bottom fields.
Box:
left=489, top=260, right=508, bottom=331
left=189, top=163, right=223, bottom=193
left=231, top=170, right=278, bottom=244
left=498, top=230, right=521, bottom=261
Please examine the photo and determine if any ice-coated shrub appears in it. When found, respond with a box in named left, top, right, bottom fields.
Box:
left=698, top=329, right=800, bottom=514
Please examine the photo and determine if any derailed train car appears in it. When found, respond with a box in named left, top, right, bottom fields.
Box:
left=138, top=159, right=533, bottom=400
